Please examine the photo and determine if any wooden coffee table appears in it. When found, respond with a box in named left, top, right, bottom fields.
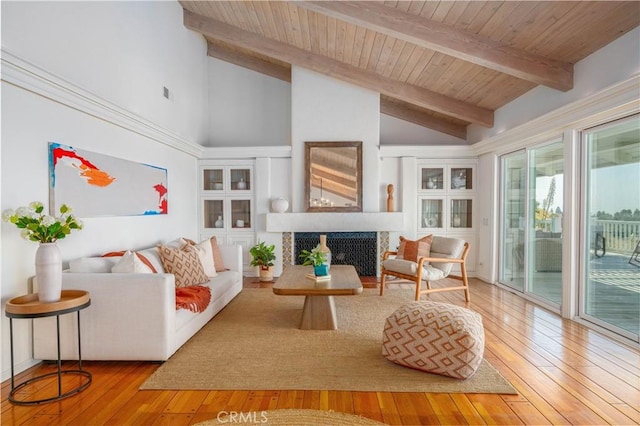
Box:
left=273, top=265, right=363, bottom=330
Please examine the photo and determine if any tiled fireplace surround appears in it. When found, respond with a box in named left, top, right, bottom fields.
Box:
left=266, top=212, right=404, bottom=277
left=287, top=231, right=387, bottom=277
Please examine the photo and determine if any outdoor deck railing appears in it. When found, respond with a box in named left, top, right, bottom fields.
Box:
left=595, top=219, right=640, bottom=254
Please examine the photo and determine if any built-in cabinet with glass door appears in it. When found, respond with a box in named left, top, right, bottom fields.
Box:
left=199, top=160, right=254, bottom=272
left=417, top=161, right=476, bottom=272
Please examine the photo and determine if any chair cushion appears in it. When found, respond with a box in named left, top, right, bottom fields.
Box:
left=382, top=301, right=485, bottom=379
left=429, top=236, right=465, bottom=275
left=382, top=259, right=445, bottom=281
left=397, top=235, right=433, bottom=262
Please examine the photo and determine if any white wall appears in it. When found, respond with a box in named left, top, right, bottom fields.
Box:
left=291, top=67, right=381, bottom=212
left=207, top=59, right=291, bottom=147
left=1, top=1, right=207, bottom=380
left=2, top=1, right=208, bottom=145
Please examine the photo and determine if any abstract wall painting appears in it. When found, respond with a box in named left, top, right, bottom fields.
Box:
left=49, top=142, right=168, bottom=217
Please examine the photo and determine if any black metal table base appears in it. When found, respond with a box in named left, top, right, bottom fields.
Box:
left=7, top=298, right=92, bottom=405
left=8, top=369, right=92, bottom=405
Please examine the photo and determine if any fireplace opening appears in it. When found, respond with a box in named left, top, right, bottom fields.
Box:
left=294, top=232, right=377, bottom=276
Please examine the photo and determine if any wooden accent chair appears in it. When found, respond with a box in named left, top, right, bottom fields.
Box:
left=380, top=236, right=470, bottom=302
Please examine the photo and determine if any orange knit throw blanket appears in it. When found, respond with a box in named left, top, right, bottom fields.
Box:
left=175, top=285, right=211, bottom=313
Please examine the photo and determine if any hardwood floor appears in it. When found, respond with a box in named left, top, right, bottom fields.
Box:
left=2, top=277, right=639, bottom=425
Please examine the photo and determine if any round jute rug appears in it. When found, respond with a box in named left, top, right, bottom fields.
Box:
left=195, top=409, right=387, bottom=425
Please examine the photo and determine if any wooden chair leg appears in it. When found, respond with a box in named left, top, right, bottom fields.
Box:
left=414, top=278, right=421, bottom=301
left=380, top=272, right=387, bottom=296
left=461, top=263, right=470, bottom=303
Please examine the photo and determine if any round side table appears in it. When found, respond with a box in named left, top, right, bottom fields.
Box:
left=5, top=290, right=92, bottom=405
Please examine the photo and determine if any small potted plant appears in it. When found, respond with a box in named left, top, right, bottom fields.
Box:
left=249, top=241, right=276, bottom=282
left=299, top=247, right=328, bottom=276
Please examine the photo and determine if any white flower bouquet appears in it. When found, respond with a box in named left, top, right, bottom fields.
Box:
left=2, top=201, right=83, bottom=243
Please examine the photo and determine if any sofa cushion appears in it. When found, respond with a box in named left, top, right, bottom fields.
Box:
left=69, top=257, right=119, bottom=273
left=397, top=235, right=433, bottom=262
left=183, top=239, right=217, bottom=277
left=196, top=240, right=217, bottom=277
left=159, top=244, right=209, bottom=288
left=112, top=251, right=154, bottom=273
left=102, top=250, right=158, bottom=273
left=137, top=247, right=165, bottom=273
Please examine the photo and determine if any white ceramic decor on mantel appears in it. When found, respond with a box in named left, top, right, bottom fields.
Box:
left=271, top=197, right=289, bottom=213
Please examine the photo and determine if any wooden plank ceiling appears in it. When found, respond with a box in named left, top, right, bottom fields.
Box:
left=180, top=1, right=640, bottom=140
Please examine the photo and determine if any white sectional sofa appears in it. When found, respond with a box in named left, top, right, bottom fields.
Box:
left=33, top=242, right=243, bottom=361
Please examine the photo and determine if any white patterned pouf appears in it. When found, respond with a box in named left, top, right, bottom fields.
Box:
left=382, top=301, right=485, bottom=379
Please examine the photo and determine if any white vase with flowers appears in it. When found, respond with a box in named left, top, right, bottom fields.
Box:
left=3, top=202, right=83, bottom=302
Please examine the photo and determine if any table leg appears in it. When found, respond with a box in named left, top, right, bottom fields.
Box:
left=77, top=311, right=83, bottom=371
left=300, top=295, right=337, bottom=330
left=56, top=315, right=62, bottom=397
left=9, top=318, right=15, bottom=391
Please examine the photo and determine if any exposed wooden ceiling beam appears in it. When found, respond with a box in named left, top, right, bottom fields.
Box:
left=207, top=41, right=291, bottom=82
left=296, top=1, right=573, bottom=92
left=380, top=98, right=467, bottom=139
left=184, top=9, right=493, bottom=127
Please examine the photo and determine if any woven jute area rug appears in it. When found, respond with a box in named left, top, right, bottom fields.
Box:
left=141, top=289, right=516, bottom=394
left=194, top=409, right=386, bottom=425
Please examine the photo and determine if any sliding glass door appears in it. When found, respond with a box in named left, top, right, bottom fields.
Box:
left=500, top=141, right=564, bottom=306
left=500, top=152, right=526, bottom=290
left=528, top=143, right=564, bottom=305
left=581, top=115, right=640, bottom=340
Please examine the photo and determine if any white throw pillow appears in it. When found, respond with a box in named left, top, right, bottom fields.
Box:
left=138, top=247, right=165, bottom=273
left=111, top=251, right=154, bottom=273
left=194, top=239, right=217, bottom=277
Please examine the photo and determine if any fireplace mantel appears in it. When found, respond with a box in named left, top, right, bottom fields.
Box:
left=266, top=212, right=404, bottom=232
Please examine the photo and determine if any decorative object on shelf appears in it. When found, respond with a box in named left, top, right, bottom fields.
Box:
left=271, top=197, right=289, bottom=213
left=236, top=177, right=247, bottom=190
left=452, top=170, right=467, bottom=189
left=2, top=201, right=83, bottom=302
left=214, top=216, right=223, bottom=228
left=213, top=182, right=223, bottom=190
left=236, top=219, right=244, bottom=228
left=318, top=234, right=332, bottom=271
left=249, top=241, right=276, bottom=282
left=386, top=184, right=394, bottom=212
left=427, top=177, right=436, bottom=189
left=425, top=215, right=439, bottom=228
left=299, top=246, right=328, bottom=276
left=453, top=214, right=462, bottom=227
